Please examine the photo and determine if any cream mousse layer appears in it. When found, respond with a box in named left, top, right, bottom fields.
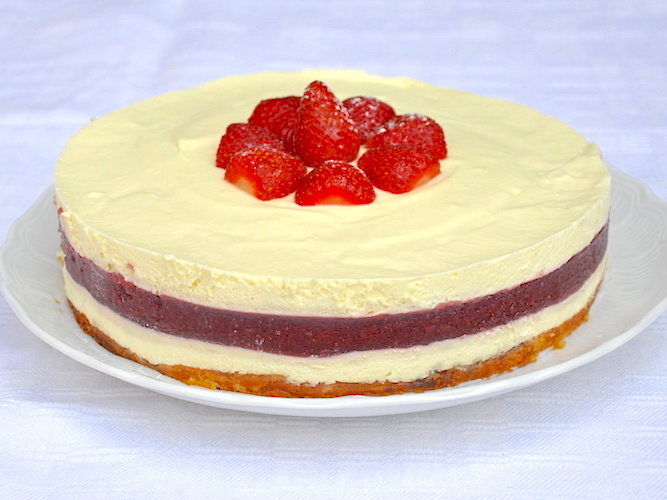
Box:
left=63, top=261, right=606, bottom=385
left=55, top=70, right=610, bottom=317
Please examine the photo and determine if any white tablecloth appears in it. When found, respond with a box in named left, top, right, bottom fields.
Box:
left=1, top=1, right=666, bottom=498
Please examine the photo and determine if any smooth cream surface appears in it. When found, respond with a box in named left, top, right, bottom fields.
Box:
left=55, top=70, right=610, bottom=316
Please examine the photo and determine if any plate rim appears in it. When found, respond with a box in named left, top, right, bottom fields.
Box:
left=2, top=165, right=667, bottom=417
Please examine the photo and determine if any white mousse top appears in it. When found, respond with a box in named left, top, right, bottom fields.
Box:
left=55, top=70, right=610, bottom=316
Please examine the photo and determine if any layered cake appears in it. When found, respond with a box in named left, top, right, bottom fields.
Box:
left=55, top=70, right=610, bottom=397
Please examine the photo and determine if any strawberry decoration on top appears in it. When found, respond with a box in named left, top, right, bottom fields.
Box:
left=357, top=145, right=441, bottom=194
left=295, top=161, right=376, bottom=206
left=215, top=79, right=448, bottom=205
left=366, top=113, right=448, bottom=160
left=216, top=123, right=285, bottom=169
left=343, top=96, right=396, bottom=143
left=225, top=147, right=307, bottom=201
left=248, top=96, right=300, bottom=151
left=293, top=81, right=361, bottom=166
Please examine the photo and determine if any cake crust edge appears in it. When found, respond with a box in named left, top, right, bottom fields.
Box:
left=68, top=295, right=596, bottom=398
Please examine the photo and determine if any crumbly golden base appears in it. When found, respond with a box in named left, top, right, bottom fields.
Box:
left=69, top=298, right=594, bottom=398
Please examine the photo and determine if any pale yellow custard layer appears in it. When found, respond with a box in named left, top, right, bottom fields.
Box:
left=63, top=261, right=606, bottom=385
left=55, top=70, right=610, bottom=317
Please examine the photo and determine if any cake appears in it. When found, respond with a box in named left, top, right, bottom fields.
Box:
left=54, top=70, right=610, bottom=398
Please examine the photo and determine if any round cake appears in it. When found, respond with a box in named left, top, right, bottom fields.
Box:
left=55, top=70, right=610, bottom=397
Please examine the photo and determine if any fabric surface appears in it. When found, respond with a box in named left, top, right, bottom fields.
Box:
left=1, top=1, right=666, bottom=498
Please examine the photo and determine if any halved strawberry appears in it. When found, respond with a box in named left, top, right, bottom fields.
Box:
left=293, top=81, right=361, bottom=167
left=295, top=161, right=375, bottom=206
left=216, top=123, right=285, bottom=169
left=342, top=96, right=396, bottom=143
left=357, top=145, right=441, bottom=194
left=225, top=147, right=307, bottom=200
left=248, top=95, right=301, bottom=149
left=366, top=113, right=447, bottom=160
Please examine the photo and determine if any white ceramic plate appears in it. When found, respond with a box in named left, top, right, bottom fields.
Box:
left=1, top=166, right=667, bottom=417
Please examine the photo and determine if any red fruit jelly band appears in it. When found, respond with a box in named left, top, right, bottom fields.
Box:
left=62, top=224, right=607, bottom=358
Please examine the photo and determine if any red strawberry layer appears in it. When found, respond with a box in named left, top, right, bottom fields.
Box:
left=61, top=225, right=607, bottom=358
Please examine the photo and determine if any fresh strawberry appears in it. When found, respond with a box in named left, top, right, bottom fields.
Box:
left=293, top=81, right=361, bottom=167
left=216, top=123, right=285, bottom=169
left=295, top=161, right=375, bottom=206
left=342, top=96, right=396, bottom=143
left=366, top=113, right=447, bottom=160
left=248, top=95, right=301, bottom=149
left=357, top=145, right=441, bottom=194
left=225, top=147, right=307, bottom=200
